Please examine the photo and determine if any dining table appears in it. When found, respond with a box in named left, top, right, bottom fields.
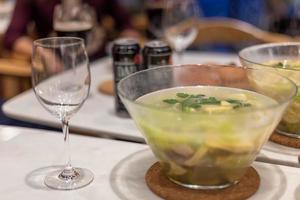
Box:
left=0, top=125, right=300, bottom=200
left=3, top=51, right=300, bottom=163
left=2, top=51, right=300, bottom=199
left=2, top=52, right=240, bottom=142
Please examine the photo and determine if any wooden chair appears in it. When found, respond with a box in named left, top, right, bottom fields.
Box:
left=193, top=18, right=293, bottom=46
left=0, top=34, right=31, bottom=100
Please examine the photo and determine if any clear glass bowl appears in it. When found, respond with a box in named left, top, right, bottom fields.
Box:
left=239, top=43, right=300, bottom=138
left=118, top=64, right=296, bottom=189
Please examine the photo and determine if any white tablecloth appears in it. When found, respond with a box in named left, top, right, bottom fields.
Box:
left=0, top=125, right=300, bottom=200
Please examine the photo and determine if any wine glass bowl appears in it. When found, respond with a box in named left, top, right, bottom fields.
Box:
left=145, top=0, right=165, bottom=39
left=31, top=37, right=93, bottom=190
left=239, top=43, right=300, bottom=138
left=118, top=64, right=296, bottom=189
left=53, top=2, right=94, bottom=40
left=162, top=0, right=199, bottom=57
left=53, top=1, right=97, bottom=55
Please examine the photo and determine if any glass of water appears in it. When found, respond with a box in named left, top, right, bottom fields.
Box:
left=31, top=37, right=93, bottom=190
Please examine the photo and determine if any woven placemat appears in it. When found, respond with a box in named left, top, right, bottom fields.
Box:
left=270, top=131, right=300, bottom=148
left=97, top=79, right=114, bottom=96
left=145, top=162, right=260, bottom=200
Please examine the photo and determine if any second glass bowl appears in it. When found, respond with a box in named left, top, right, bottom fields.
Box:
left=240, top=43, right=300, bottom=138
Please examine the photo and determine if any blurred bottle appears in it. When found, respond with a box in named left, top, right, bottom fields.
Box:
left=53, top=0, right=99, bottom=55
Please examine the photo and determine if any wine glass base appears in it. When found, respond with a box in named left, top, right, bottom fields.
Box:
left=44, top=167, right=94, bottom=190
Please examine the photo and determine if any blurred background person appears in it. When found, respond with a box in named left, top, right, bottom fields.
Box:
left=3, top=0, right=139, bottom=61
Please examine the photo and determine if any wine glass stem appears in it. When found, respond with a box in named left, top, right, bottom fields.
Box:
left=175, top=50, right=184, bottom=64
left=59, top=120, right=78, bottom=180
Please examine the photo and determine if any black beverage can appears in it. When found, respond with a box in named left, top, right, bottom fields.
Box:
left=143, top=40, right=173, bottom=92
left=112, top=38, right=141, bottom=117
left=143, top=40, right=172, bottom=69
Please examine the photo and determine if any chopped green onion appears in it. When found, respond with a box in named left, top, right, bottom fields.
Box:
left=163, top=99, right=178, bottom=104
left=176, top=93, right=190, bottom=98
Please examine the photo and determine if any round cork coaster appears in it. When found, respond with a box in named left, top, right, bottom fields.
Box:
left=145, top=162, right=260, bottom=200
left=98, top=79, right=114, bottom=96
left=270, top=131, right=300, bottom=148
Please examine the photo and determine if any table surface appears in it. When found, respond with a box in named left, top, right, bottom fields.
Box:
left=0, top=125, right=300, bottom=200
left=3, top=52, right=240, bottom=142
left=4, top=51, right=300, bottom=165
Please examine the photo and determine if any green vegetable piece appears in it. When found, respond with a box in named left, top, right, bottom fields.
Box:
left=199, top=97, right=220, bottom=104
left=232, top=102, right=251, bottom=109
left=189, top=103, right=201, bottom=108
left=273, top=62, right=290, bottom=69
left=277, top=62, right=284, bottom=68
left=226, top=99, right=242, bottom=104
left=163, top=99, right=178, bottom=104
left=233, top=105, right=241, bottom=109
left=190, top=94, right=205, bottom=98
left=176, top=93, right=190, bottom=98
left=294, top=93, right=300, bottom=103
left=181, top=97, right=194, bottom=111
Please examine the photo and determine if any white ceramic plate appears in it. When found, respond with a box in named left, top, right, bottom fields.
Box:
left=110, top=149, right=291, bottom=200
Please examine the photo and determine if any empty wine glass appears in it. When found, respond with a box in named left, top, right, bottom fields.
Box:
left=162, top=0, right=200, bottom=63
left=31, top=37, right=93, bottom=190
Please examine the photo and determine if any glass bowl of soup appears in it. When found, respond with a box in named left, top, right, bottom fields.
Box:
left=118, top=64, right=296, bottom=189
left=239, top=43, right=300, bottom=138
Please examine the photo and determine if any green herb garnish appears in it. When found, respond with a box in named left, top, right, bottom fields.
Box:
left=163, top=99, right=178, bottom=104
left=176, top=93, right=190, bottom=98
left=190, top=94, right=205, bottom=98
left=226, top=99, right=251, bottom=109
left=272, top=62, right=289, bottom=69
left=181, top=96, right=200, bottom=111
left=226, top=99, right=242, bottom=104
left=276, top=62, right=284, bottom=68
left=189, top=103, right=202, bottom=109
left=163, top=93, right=251, bottom=112
left=199, top=97, right=220, bottom=105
